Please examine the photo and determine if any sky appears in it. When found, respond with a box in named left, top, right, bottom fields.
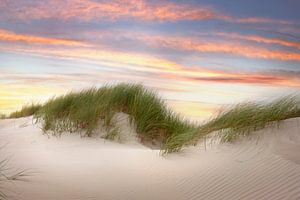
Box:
left=0, top=0, right=300, bottom=120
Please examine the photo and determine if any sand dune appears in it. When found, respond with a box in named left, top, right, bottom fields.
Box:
left=0, top=116, right=300, bottom=200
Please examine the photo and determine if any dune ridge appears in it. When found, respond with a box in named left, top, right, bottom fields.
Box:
left=0, top=116, right=299, bottom=200
left=3, top=83, right=299, bottom=153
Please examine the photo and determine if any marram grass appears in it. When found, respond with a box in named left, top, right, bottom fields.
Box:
left=34, top=83, right=198, bottom=153
left=204, top=96, right=299, bottom=143
left=167, top=96, right=300, bottom=151
left=4, top=83, right=300, bottom=153
left=8, top=103, right=42, bottom=119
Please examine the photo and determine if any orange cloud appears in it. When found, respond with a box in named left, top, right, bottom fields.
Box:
left=139, top=35, right=300, bottom=62
left=2, top=0, right=214, bottom=22
left=216, top=32, right=300, bottom=49
left=221, top=15, right=294, bottom=25
left=1, top=38, right=300, bottom=89
left=1, top=0, right=293, bottom=25
left=0, top=29, right=86, bottom=46
left=162, top=70, right=300, bottom=88
left=1, top=30, right=300, bottom=89
left=0, top=44, right=182, bottom=73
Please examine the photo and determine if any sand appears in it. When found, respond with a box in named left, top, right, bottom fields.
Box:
left=0, top=114, right=300, bottom=200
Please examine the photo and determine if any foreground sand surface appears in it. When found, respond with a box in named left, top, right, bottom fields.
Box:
left=0, top=116, right=300, bottom=200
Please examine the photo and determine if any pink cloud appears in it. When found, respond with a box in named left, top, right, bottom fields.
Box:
left=0, top=28, right=86, bottom=46
left=162, top=70, right=300, bottom=88
left=215, top=32, right=300, bottom=49
left=0, top=0, right=294, bottom=25
left=137, top=34, right=300, bottom=62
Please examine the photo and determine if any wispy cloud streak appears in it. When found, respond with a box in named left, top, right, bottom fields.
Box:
left=0, top=29, right=86, bottom=46
left=0, top=44, right=181, bottom=73
left=216, top=32, right=300, bottom=49
left=1, top=0, right=299, bottom=117
left=163, top=71, right=300, bottom=88
left=2, top=43, right=300, bottom=88
left=128, top=34, right=300, bottom=62
left=0, top=0, right=214, bottom=21
left=0, top=0, right=294, bottom=25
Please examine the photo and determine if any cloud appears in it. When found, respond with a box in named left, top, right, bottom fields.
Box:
left=0, top=43, right=182, bottom=74
left=58, top=30, right=300, bottom=62
left=0, top=0, right=294, bottom=25
left=1, top=28, right=300, bottom=89
left=162, top=70, right=300, bottom=88
left=215, top=32, right=300, bottom=49
left=222, top=16, right=294, bottom=25
left=133, top=34, right=300, bottom=62
left=0, top=28, right=86, bottom=46
left=0, top=0, right=214, bottom=22
left=1, top=35, right=300, bottom=87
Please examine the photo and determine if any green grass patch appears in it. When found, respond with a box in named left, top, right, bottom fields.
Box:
left=34, top=83, right=198, bottom=153
left=165, top=96, right=299, bottom=152
left=8, top=103, right=42, bottom=119
left=5, top=83, right=300, bottom=153
left=103, top=127, right=121, bottom=142
left=205, top=97, right=299, bottom=143
left=200, top=97, right=298, bottom=143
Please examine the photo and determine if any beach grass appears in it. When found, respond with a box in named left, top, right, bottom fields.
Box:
left=5, top=83, right=300, bottom=153
left=203, top=96, right=299, bottom=143
left=8, top=103, right=42, bottom=119
left=166, top=96, right=300, bottom=152
left=34, top=83, right=198, bottom=152
left=165, top=96, right=300, bottom=152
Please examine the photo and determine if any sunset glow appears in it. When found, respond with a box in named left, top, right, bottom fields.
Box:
left=1, top=0, right=299, bottom=120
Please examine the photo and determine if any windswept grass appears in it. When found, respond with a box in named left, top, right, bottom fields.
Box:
left=8, top=103, right=42, bottom=119
left=6, top=83, right=300, bottom=153
left=205, top=97, right=299, bottom=143
left=35, top=83, right=198, bottom=152
left=166, top=96, right=300, bottom=151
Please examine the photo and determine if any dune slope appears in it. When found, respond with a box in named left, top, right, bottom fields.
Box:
left=0, top=116, right=300, bottom=200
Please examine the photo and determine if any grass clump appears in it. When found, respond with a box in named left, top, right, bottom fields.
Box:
left=35, top=83, right=198, bottom=153
left=200, top=97, right=299, bottom=143
left=5, top=83, right=300, bottom=153
left=32, top=83, right=300, bottom=153
left=8, top=103, right=42, bottom=119
left=103, top=128, right=121, bottom=142
left=164, top=96, right=299, bottom=151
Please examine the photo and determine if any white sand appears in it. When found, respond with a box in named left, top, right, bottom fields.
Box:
left=0, top=115, right=300, bottom=200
